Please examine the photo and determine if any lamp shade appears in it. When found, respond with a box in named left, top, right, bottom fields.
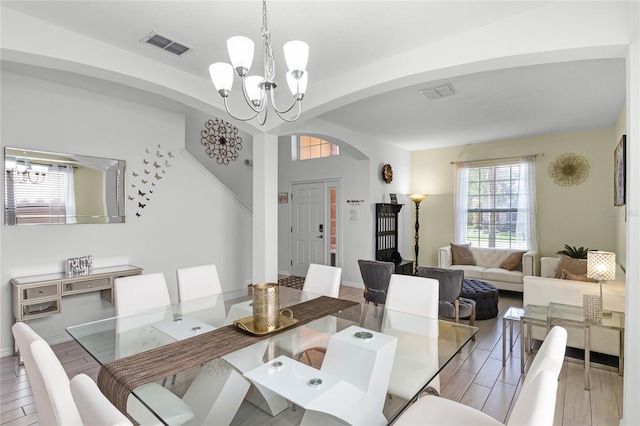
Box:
left=209, top=62, right=234, bottom=93
left=244, top=76, right=265, bottom=104
left=227, top=36, right=254, bottom=74
left=409, top=194, right=427, bottom=203
left=283, top=40, right=309, bottom=73
left=587, top=251, right=616, bottom=281
left=286, top=71, right=308, bottom=96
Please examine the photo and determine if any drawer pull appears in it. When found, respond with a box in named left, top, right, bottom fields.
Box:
left=38, top=290, right=43, bottom=294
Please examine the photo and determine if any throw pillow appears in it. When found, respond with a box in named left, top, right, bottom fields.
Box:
left=554, top=256, right=587, bottom=278
left=499, top=251, right=526, bottom=271
left=561, top=269, right=598, bottom=282
left=450, top=243, right=475, bottom=265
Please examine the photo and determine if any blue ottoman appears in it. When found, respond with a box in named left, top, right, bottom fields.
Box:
left=461, top=279, right=499, bottom=320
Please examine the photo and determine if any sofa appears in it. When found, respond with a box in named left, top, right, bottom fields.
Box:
left=438, top=245, right=537, bottom=292
left=523, top=257, right=626, bottom=357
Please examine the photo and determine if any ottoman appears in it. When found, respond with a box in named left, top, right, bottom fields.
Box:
left=461, top=279, right=499, bottom=320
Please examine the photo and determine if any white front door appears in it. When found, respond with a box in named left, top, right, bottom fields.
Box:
left=291, top=182, right=325, bottom=277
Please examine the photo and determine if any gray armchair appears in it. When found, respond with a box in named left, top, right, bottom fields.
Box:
left=416, top=266, right=476, bottom=328
left=358, top=259, right=395, bottom=306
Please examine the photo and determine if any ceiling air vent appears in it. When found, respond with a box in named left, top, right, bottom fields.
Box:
left=419, top=83, right=458, bottom=100
left=141, top=31, right=193, bottom=57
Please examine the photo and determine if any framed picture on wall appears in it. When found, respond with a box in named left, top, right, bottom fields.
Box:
left=389, top=193, right=398, bottom=204
left=614, top=135, right=626, bottom=206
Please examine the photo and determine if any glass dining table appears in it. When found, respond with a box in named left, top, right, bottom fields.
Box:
left=67, top=286, right=477, bottom=425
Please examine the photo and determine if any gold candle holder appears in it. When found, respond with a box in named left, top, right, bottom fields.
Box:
left=252, top=283, right=281, bottom=332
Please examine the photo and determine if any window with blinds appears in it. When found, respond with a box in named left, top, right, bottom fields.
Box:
left=4, top=168, right=70, bottom=225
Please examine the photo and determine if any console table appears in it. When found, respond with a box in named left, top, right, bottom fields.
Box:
left=11, top=265, right=142, bottom=323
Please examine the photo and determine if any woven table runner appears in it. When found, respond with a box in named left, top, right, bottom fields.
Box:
left=97, top=296, right=358, bottom=416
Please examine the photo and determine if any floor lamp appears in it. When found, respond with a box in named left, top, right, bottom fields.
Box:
left=409, top=194, right=427, bottom=274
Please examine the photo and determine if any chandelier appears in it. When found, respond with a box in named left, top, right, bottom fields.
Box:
left=209, top=0, right=309, bottom=125
left=5, top=153, right=47, bottom=184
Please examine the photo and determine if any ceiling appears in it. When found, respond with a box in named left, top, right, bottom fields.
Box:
left=1, top=1, right=627, bottom=151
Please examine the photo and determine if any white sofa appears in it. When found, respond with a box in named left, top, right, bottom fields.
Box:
left=523, top=257, right=625, bottom=357
left=438, top=246, right=537, bottom=292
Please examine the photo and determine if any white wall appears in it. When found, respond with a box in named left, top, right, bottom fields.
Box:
left=0, top=72, right=252, bottom=354
left=411, top=126, right=621, bottom=268
left=622, top=2, right=640, bottom=424
left=184, top=110, right=253, bottom=209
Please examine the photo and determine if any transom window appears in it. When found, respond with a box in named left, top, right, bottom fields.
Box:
left=293, top=136, right=339, bottom=161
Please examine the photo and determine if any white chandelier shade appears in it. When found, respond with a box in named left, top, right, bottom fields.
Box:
left=227, top=36, right=254, bottom=75
left=208, top=0, right=309, bottom=125
left=283, top=40, right=309, bottom=76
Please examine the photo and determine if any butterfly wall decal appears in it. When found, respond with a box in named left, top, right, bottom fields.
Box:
left=168, top=151, right=174, bottom=158
left=155, top=173, right=162, bottom=180
left=132, top=171, right=139, bottom=177
left=156, top=151, right=164, bottom=158
left=128, top=195, right=134, bottom=201
left=153, top=161, right=161, bottom=169
left=141, top=179, right=148, bottom=184
left=138, top=202, right=146, bottom=208
left=144, top=169, right=150, bottom=175
left=138, top=190, right=146, bottom=197
left=164, top=160, right=172, bottom=167
left=143, top=159, right=149, bottom=165
left=136, top=212, right=141, bottom=217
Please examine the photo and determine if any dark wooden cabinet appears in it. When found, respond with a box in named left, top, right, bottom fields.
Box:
left=375, top=203, right=414, bottom=275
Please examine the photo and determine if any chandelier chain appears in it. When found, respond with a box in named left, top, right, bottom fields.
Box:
left=261, top=0, right=276, bottom=82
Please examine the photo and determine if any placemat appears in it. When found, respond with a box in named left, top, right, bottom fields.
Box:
left=97, top=296, right=359, bottom=417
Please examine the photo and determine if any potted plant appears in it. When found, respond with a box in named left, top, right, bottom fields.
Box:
left=556, top=244, right=590, bottom=259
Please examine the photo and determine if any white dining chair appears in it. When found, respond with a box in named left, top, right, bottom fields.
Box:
left=386, top=274, right=439, bottom=317
left=113, top=274, right=196, bottom=424
left=383, top=274, right=441, bottom=399
left=70, top=374, right=133, bottom=426
left=114, top=272, right=171, bottom=316
left=12, top=322, right=83, bottom=425
left=13, top=322, right=194, bottom=426
left=176, top=264, right=222, bottom=302
left=522, top=326, right=567, bottom=392
left=395, top=369, right=559, bottom=426
left=302, top=263, right=342, bottom=298
left=276, top=264, right=342, bottom=364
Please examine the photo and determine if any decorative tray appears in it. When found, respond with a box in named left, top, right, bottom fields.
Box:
left=233, top=313, right=298, bottom=336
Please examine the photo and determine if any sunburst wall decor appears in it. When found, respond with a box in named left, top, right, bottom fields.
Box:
left=548, top=153, right=590, bottom=186
left=201, top=118, right=243, bottom=165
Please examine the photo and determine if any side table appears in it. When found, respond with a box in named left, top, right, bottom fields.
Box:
left=502, top=306, right=524, bottom=367
left=520, top=304, right=550, bottom=375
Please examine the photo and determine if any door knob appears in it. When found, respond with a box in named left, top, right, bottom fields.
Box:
left=316, top=235, right=324, bottom=239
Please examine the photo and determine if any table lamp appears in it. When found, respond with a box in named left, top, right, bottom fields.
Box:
left=409, top=194, right=427, bottom=274
left=586, top=251, right=616, bottom=318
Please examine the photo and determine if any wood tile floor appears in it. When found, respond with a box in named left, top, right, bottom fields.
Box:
left=0, top=286, right=623, bottom=425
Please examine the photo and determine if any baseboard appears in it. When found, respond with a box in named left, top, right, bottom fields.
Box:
left=340, top=281, right=364, bottom=289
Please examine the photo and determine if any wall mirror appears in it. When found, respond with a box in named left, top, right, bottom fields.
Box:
left=4, top=147, right=126, bottom=225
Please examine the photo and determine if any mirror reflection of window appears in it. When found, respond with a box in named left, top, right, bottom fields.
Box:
left=4, top=165, right=74, bottom=225
left=4, top=147, right=125, bottom=225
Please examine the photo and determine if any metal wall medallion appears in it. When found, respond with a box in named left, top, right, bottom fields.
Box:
left=548, top=153, right=590, bottom=186
left=201, top=118, right=243, bottom=165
